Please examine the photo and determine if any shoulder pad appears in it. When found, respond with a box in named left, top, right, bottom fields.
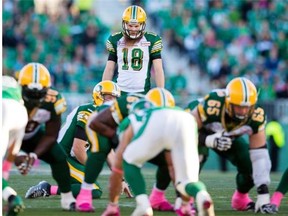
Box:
left=111, top=32, right=122, bottom=36
left=146, top=31, right=157, bottom=36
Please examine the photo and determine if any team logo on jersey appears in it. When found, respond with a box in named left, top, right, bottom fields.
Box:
left=117, top=41, right=127, bottom=47
left=141, top=42, right=151, bottom=46
left=77, top=111, right=90, bottom=123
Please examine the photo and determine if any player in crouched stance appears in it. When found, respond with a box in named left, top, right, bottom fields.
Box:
left=102, top=96, right=215, bottom=216
left=189, top=77, right=276, bottom=214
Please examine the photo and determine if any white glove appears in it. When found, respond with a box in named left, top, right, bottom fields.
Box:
left=205, top=132, right=232, bottom=151
left=121, top=180, right=133, bottom=198
left=255, top=194, right=277, bottom=214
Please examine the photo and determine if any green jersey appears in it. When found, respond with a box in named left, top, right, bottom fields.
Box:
left=110, top=93, right=144, bottom=124
left=2, top=76, right=23, bottom=102
left=57, top=103, right=97, bottom=156
left=195, top=89, right=266, bottom=137
left=106, top=31, right=163, bottom=93
left=24, top=88, right=67, bottom=140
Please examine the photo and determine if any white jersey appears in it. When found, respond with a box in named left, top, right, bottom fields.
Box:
left=106, top=31, right=163, bottom=93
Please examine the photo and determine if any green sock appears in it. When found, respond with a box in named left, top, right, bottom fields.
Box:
left=276, top=168, right=288, bottom=194
left=236, top=173, right=254, bottom=193
left=50, top=157, right=71, bottom=193
left=185, top=181, right=206, bottom=197
left=123, top=160, right=146, bottom=196
left=2, top=178, right=8, bottom=190
left=84, top=152, right=106, bottom=184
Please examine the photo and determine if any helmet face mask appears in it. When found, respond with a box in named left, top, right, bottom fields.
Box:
left=145, top=87, right=175, bottom=107
left=225, top=77, right=257, bottom=122
left=92, top=81, right=121, bottom=106
left=122, top=5, right=146, bottom=39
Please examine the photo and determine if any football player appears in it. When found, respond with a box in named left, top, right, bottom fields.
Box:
left=78, top=88, right=182, bottom=213
left=75, top=92, right=145, bottom=212
left=2, top=75, right=28, bottom=216
left=14, top=63, right=76, bottom=211
left=24, top=81, right=121, bottom=200
left=188, top=77, right=276, bottom=214
left=102, top=5, right=165, bottom=94
left=102, top=91, right=215, bottom=216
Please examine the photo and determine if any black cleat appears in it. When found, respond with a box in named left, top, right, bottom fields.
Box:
left=25, top=181, right=51, bottom=199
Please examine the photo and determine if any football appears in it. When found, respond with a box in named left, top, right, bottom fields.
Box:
left=14, top=152, right=28, bottom=166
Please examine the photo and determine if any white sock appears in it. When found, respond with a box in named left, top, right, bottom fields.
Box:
left=81, top=181, right=94, bottom=190
left=2, top=186, right=17, bottom=201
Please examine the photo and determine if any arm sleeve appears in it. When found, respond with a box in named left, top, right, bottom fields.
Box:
left=74, top=125, right=87, bottom=141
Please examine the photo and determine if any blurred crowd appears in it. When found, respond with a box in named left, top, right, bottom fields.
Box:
left=3, top=0, right=288, bottom=101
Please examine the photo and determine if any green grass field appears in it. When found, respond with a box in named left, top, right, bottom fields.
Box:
left=4, top=167, right=288, bottom=216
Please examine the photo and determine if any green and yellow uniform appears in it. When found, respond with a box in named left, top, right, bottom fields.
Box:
left=57, top=103, right=102, bottom=198
left=106, top=32, right=163, bottom=93
left=187, top=89, right=266, bottom=193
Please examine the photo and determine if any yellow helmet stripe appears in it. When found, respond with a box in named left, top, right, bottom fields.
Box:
left=240, top=78, right=248, bottom=104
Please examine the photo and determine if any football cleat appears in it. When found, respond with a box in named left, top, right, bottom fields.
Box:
left=131, top=205, right=153, bottom=216
left=149, top=188, right=174, bottom=211
left=175, top=204, right=195, bottom=216
left=270, top=191, right=283, bottom=208
left=101, top=204, right=120, bottom=216
left=196, top=191, right=215, bottom=216
left=25, top=181, right=51, bottom=199
left=231, top=190, right=255, bottom=211
left=6, top=195, right=25, bottom=216
left=76, top=189, right=95, bottom=212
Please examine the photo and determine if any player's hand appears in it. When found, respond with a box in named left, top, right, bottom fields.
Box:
left=14, top=152, right=37, bottom=175
left=205, top=132, right=232, bottom=151
left=255, top=194, right=277, bottom=214
left=121, top=180, right=133, bottom=198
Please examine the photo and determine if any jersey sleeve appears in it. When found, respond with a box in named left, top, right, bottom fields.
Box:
left=76, top=109, right=91, bottom=129
left=106, top=32, right=122, bottom=57
left=197, top=92, right=225, bottom=124
left=146, top=32, right=163, bottom=59
left=249, top=106, right=267, bottom=133
left=44, top=89, right=67, bottom=116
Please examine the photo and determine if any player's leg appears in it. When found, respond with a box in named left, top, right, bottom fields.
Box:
left=271, top=167, right=288, bottom=210
left=148, top=151, right=174, bottom=211
left=40, top=143, right=76, bottom=211
left=2, top=178, right=25, bottom=216
left=25, top=157, right=102, bottom=199
left=218, top=136, right=255, bottom=211
left=76, top=133, right=111, bottom=212
left=173, top=114, right=215, bottom=216
left=122, top=124, right=164, bottom=216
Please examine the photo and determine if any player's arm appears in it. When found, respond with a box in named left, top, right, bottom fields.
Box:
left=88, top=108, right=118, bottom=138
left=191, top=107, right=203, bottom=129
left=249, top=111, right=275, bottom=213
left=34, top=114, right=61, bottom=157
left=102, top=37, right=117, bottom=81
left=152, top=58, right=165, bottom=88
left=72, top=126, right=88, bottom=165
left=102, top=60, right=116, bottom=81
left=109, top=124, right=134, bottom=203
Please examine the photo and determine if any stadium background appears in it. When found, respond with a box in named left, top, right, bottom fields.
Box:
left=3, top=0, right=288, bottom=171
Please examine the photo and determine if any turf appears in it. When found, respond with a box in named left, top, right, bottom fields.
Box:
left=4, top=167, right=288, bottom=216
